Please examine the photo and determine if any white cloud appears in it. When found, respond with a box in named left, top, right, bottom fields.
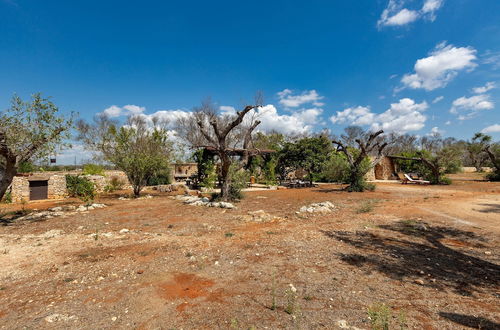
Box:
left=378, top=0, right=444, bottom=28
left=330, top=98, right=428, bottom=133
left=432, top=96, right=444, bottom=104
left=421, top=0, right=444, bottom=20
left=102, top=104, right=146, bottom=118
left=445, top=120, right=451, bottom=125
left=400, top=42, right=477, bottom=91
left=450, top=94, right=494, bottom=120
left=472, top=81, right=496, bottom=94
left=428, top=126, right=444, bottom=136
left=277, top=89, right=324, bottom=108
left=383, top=8, right=419, bottom=26
left=219, top=106, right=236, bottom=116
left=251, top=105, right=323, bottom=135
left=481, top=124, right=500, bottom=134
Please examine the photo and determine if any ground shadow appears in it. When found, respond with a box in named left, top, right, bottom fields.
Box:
left=439, top=312, right=500, bottom=330
left=312, top=185, right=346, bottom=193
left=321, top=221, right=500, bottom=296
left=477, top=203, right=500, bottom=213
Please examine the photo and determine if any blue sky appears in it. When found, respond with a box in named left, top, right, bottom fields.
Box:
left=1, top=0, right=499, bottom=163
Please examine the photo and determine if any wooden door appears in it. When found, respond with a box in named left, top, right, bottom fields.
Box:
left=29, top=180, right=48, bottom=200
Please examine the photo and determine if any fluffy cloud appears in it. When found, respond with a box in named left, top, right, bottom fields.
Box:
left=450, top=94, right=494, bottom=120
left=481, top=124, right=500, bottom=134
left=330, top=98, right=428, bottom=133
left=277, top=89, right=324, bottom=108
left=378, top=0, right=444, bottom=28
left=249, top=105, right=323, bottom=135
left=102, top=104, right=146, bottom=118
left=472, top=81, right=496, bottom=94
left=400, top=42, right=477, bottom=91
left=428, top=126, right=444, bottom=136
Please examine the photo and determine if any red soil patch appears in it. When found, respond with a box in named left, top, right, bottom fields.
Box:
left=157, top=273, right=215, bottom=300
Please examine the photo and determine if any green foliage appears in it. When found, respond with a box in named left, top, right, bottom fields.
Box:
left=211, top=165, right=249, bottom=201
left=146, top=168, right=171, bottom=186
left=2, top=190, right=12, bottom=204
left=368, top=303, right=391, bottom=330
left=78, top=116, right=172, bottom=197
left=104, top=176, right=125, bottom=192
left=18, top=161, right=36, bottom=173
left=278, top=135, right=332, bottom=182
left=345, top=151, right=375, bottom=192
left=0, top=93, right=74, bottom=200
left=66, top=175, right=96, bottom=204
left=193, top=149, right=217, bottom=189
left=82, top=164, right=105, bottom=176
left=318, top=152, right=350, bottom=182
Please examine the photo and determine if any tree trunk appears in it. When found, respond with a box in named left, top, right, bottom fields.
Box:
left=0, top=156, right=17, bottom=201
left=220, top=154, right=232, bottom=201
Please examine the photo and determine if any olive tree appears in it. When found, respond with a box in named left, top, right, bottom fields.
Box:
left=177, top=99, right=261, bottom=201
left=332, top=126, right=388, bottom=192
left=78, top=115, right=172, bottom=197
left=0, top=93, right=73, bottom=200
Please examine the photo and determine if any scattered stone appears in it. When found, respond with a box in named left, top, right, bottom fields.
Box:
left=137, top=270, right=144, bottom=274
left=414, top=279, right=425, bottom=285
left=119, top=229, right=130, bottom=234
left=299, top=201, right=335, bottom=214
left=41, top=229, right=64, bottom=238
left=49, top=206, right=63, bottom=212
left=484, top=251, right=492, bottom=255
left=176, top=195, right=236, bottom=209
left=239, top=210, right=281, bottom=222
left=44, top=314, right=77, bottom=323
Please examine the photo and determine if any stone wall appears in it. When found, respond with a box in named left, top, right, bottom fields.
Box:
left=10, top=174, right=67, bottom=202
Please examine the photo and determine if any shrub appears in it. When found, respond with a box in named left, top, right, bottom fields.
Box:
left=368, top=303, right=391, bottom=330
left=66, top=175, right=96, bottom=204
left=212, top=166, right=249, bottom=202
left=2, top=190, right=12, bottom=204
left=147, top=169, right=171, bottom=186
left=82, top=164, right=105, bottom=176
left=486, top=171, right=500, bottom=182
left=104, top=176, right=125, bottom=192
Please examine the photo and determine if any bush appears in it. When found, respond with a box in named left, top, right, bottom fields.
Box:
left=2, top=190, right=12, bottom=204
left=104, top=176, right=125, bottom=192
left=212, top=166, right=249, bottom=202
left=83, top=164, right=105, bottom=176
left=66, top=175, right=96, bottom=204
left=147, top=169, right=171, bottom=186
left=486, top=171, right=500, bottom=181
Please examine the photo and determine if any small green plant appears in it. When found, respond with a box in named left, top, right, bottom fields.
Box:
left=368, top=303, right=391, bottom=330
left=356, top=199, right=378, bottom=213
left=225, top=232, right=235, bottom=238
left=104, top=176, right=124, bottom=192
left=20, top=199, right=28, bottom=215
left=82, top=164, right=105, bottom=176
left=2, top=190, right=12, bottom=204
left=66, top=175, right=96, bottom=205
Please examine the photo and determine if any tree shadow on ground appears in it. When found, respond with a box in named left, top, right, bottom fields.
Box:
left=312, top=185, right=346, bottom=193
left=476, top=203, right=500, bottom=213
left=321, top=220, right=500, bottom=296
left=439, top=312, right=500, bottom=330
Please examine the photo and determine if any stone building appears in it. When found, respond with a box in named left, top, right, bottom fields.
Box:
left=9, top=173, right=67, bottom=202
left=366, top=156, right=398, bottom=181
left=172, top=163, right=198, bottom=181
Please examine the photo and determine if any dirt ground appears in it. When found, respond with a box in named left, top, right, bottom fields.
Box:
left=1, top=173, right=499, bottom=329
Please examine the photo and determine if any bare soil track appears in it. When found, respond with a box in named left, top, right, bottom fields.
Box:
left=0, top=173, right=499, bottom=329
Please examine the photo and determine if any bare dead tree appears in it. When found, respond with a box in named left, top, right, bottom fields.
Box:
left=332, top=127, right=388, bottom=191
left=177, top=98, right=262, bottom=201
